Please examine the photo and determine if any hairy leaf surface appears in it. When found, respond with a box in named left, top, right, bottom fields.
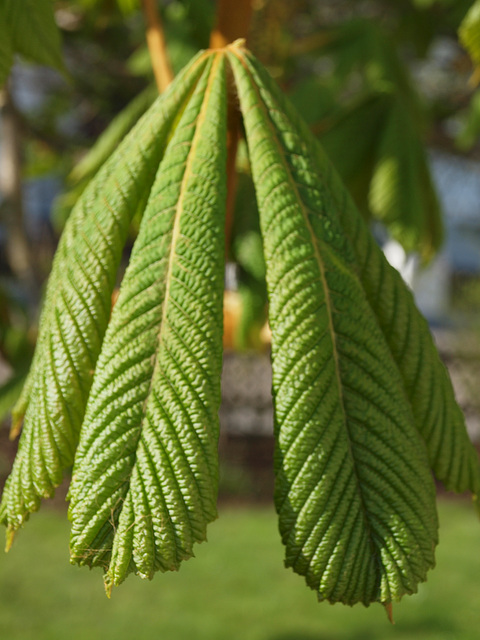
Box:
left=2, top=41, right=478, bottom=606
left=229, top=48, right=438, bottom=606
left=236, top=49, right=480, bottom=499
left=0, top=53, right=209, bottom=538
left=69, top=53, right=227, bottom=590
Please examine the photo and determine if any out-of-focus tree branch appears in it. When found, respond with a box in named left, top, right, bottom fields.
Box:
left=0, top=86, right=38, bottom=302
left=141, top=0, right=174, bottom=92
left=210, top=0, right=253, bottom=49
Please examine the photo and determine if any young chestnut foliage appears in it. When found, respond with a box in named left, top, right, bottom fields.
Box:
left=2, top=43, right=480, bottom=608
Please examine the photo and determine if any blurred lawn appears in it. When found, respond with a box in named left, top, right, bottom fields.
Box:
left=0, top=499, right=479, bottom=640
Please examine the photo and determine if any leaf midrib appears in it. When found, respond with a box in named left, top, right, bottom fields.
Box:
left=140, top=53, right=221, bottom=418
left=230, top=48, right=379, bottom=571
left=115, top=54, right=223, bottom=528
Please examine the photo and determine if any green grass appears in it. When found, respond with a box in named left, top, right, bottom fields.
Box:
left=0, top=499, right=479, bottom=639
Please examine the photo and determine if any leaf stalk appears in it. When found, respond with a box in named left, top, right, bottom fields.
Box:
left=141, top=0, right=174, bottom=92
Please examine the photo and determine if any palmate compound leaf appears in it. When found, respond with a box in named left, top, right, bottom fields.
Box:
left=68, top=53, right=227, bottom=591
left=0, top=53, right=210, bottom=540
left=2, top=42, right=478, bottom=612
left=233, top=48, right=480, bottom=501
left=229, top=46, right=441, bottom=606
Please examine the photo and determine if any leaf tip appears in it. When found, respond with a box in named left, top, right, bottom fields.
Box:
left=5, top=526, right=15, bottom=553
left=104, top=575, right=114, bottom=599
left=472, top=492, right=480, bottom=519
left=9, top=417, right=23, bottom=441
left=469, top=67, right=480, bottom=89
left=229, top=38, right=246, bottom=50
left=383, top=602, right=394, bottom=624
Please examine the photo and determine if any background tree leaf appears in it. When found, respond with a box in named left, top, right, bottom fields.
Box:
left=229, top=47, right=438, bottom=606
left=77, top=0, right=140, bottom=16
left=0, top=6, right=13, bottom=88
left=288, top=78, right=336, bottom=128
left=69, top=85, right=158, bottom=185
left=0, top=53, right=209, bottom=541
left=3, top=0, right=65, bottom=74
left=291, top=18, right=442, bottom=259
left=367, top=96, right=443, bottom=260
left=305, top=18, right=421, bottom=109
left=69, top=53, right=227, bottom=592
left=319, top=93, right=389, bottom=222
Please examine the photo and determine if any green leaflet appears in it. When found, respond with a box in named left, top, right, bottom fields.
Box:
left=0, top=53, right=209, bottom=538
left=236, top=49, right=480, bottom=499
left=3, top=0, right=64, bottom=74
left=336, top=170, right=480, bottom=496
left=69, top=54, right=227, bottom=591
left=229, top=48, right=439, bottom=605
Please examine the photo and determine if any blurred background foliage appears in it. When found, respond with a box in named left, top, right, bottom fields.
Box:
left=0, top=500, right=479, bottom=638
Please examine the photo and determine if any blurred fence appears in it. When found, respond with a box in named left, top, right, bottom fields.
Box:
left=220, top=333, right=480, bottom=443
left=433, top=328, right=480, bottom=444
